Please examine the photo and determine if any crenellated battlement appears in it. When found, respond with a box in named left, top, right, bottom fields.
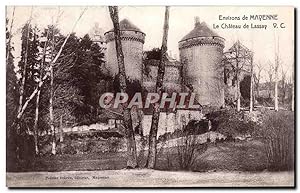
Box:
left=105, top=30, right=145, bottom=44
left=179, top=36, right=225, bottom=50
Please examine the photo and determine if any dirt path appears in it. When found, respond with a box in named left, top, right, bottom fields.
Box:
left=7, top=169, right=294, bottom=187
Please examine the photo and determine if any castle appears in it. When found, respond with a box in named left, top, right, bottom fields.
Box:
left=90, top=18, right=227, bottom=136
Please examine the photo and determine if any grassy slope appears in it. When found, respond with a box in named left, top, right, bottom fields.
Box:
left=23, top=140, right=267, bottom=172
left=155, top=140, right=267, bottom=171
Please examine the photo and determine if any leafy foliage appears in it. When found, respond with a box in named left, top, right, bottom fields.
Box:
left=69, top=34, right=107, bottom=123
left=38, top=30, right=107, bottom=129
left=6, top=19, right=19, bottom=131
left=18, top=24, right=40, bottom=101
left=143, top=47, right=161, bottom=61
left=240, top=75, right=251, bottom=106
left=6, top=18, right=20, bottom=171
left=206, top=109, right=257, bottom=137
left=109, top=75, right=146, bottom=101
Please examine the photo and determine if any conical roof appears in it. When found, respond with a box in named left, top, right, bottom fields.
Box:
left=106, top=19, right=143, bottom=33
left=180, top=21, right=220, bottom=42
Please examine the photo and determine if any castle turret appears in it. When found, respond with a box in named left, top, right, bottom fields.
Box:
left=104, top=19, right=145, bottom=82
left=89, top=22, right=106, bottom=47
left=179, top=17, right=225, bottom=107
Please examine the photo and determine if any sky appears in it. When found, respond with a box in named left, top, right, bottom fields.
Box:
left=6, top=6, right=294, bottom=82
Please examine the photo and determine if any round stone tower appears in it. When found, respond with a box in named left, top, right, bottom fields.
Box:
left=104, top=19, right=145, bottom=82
left=179, top=17, right=225, bottom=107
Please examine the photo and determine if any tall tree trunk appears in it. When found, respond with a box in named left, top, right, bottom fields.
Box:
left=147, top=6, right=170, bottom=169
left=256, top=82, right=260, bottom=99
left=291, top=75, right=294, bottom=112
left=50, top=27, right=56, bottom=155
left=281, top=74, right=286, bottom=105
left=16, top=8, right=33, bottom=133
left=249, top=54, right=254, bottom=112
left=59, top=115, right=63, bottom=142
left=274, top=80, right=278, bottom=111
left=236, top=78, right=241, bottom=112
left=50, top=63, right=56, bottom=155
left=274, top=36, right=279, bottom=112
left=235, top=42, right=241, bottom=112
left=33, top=29, right=50, bottom=155
left=274, top=55, right=279, bottom=111
left=235, top=65, right=240, bottom=112
left=108, top=6, right=137, bottom=168
left=33, top=89, right=41, bottom=155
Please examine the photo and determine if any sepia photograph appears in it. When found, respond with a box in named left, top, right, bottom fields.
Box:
left=5, top=5, right=295, bottom=187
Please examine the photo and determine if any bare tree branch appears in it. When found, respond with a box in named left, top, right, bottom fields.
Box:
left=15, top=7, right=87, bottom=122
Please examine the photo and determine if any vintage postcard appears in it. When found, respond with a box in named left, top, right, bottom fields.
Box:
left=6, top=6, right=295, bottom=187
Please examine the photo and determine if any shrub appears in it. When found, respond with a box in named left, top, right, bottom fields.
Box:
left=63, top=144, right=77, bottom=155
left=183, top=120, right=210, bottom=135
left=108, top=138, right=121, bottom=153
left=176, top=130, right=208, bottom=170
left=256, top=97, right=273, bottom=107
left=256, top=110, right=294, bottom=171
left=86, top=141, right=96, bottom=152
left=206, top=109, right=257, bottom=137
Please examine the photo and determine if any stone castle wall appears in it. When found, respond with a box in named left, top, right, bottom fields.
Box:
left=143, top=61, right=182, bottom=93
left=142, top=112, right=176, bottom=136
left=142, top=109, right=203, bottom=136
